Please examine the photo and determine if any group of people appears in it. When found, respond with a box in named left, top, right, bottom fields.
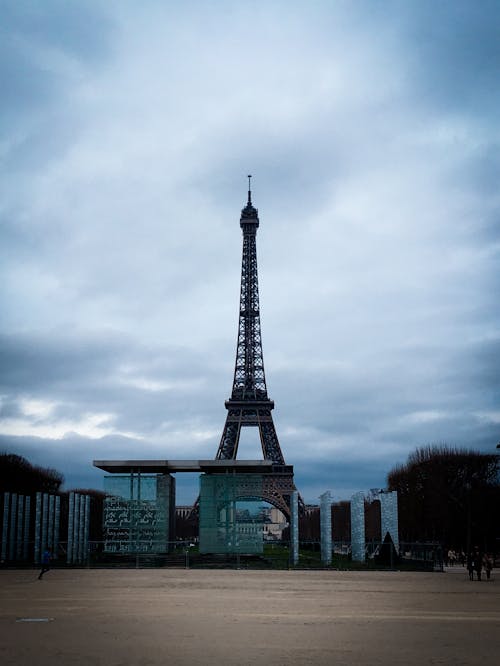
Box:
left=466, top=548, right=494, bottom=581
left=445, top=548, right=465, bottom=567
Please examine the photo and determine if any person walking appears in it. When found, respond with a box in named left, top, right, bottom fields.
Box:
left=467, top=552, right=475, bottom=580
left=483, top=553, right=493, bottom=581
left=473, top=548, right=482, bottom=581
left=38, top=550, right=51, bottom=580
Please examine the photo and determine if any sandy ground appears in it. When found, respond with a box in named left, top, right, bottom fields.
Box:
left=0, top=568, right=498, bottom=666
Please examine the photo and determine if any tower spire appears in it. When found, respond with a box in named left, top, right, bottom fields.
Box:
left=241, top=175, right=258, bottom=220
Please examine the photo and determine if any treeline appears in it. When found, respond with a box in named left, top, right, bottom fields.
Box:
left=0, top=453, right=64, bottom=494
left=387, top=445, right=499, bottom=550
left=0, top=453, right=106, bottom=541
left=0, top=453, right=107, bottom=501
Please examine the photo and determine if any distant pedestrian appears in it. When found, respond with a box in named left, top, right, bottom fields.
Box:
left=467, top=553, right=474, bottom=580
left=483, top=553, right=493, bottom=581
left=473, top=548, right=482, bottom=581
left=38, top=550, right=51, bottom=580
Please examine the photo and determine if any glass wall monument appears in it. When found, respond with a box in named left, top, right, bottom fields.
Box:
left=66, top=492, right=89, bottom=564
left=350, top=491, right=366, bottom=562
left=379, top=490, right=399, bottom=552
left=320, top=491, right=332, bottom=565
left=103, top=474, right=175, bottom=553
left=199, top=474, right=264, bottom=554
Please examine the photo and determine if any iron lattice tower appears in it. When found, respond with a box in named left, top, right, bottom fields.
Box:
left=215, top=177, right=301, bottom=516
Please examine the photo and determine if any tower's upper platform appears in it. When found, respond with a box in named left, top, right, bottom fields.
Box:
left=240, top=175, right=259, bottom=227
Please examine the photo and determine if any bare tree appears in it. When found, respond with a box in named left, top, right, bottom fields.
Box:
left=0, top=452, right=64, bottom=494
left=387, top=445, right=499, bottom=550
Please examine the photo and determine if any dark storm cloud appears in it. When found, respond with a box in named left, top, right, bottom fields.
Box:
left=2, top=1, right=112, bottom=59
left=463, top=337, right=500, bottom=398
left=297, top=459, right=393, bottom=503
left=0, top=397, right=22, bottom=420
left=0, top=1, right=112, bottom=116
left=0, top=433, right=139, bottom=491
left=0, top=0, right=114, bottom=175
left=0, top=40, right=53, bottom=118
left=0, top=331, right=124, bottom=390
left=0, top=329, right=224, bottom=413
left=395, top=0, right=500, bottom=116
left=0, top=329, right=229, bottom=481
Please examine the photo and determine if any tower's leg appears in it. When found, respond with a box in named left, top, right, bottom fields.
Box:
left=217, top=408, right=286, bottom=465
left=257, top=410, right=285, bottom=465
left=216, top=410, right=242, bottom=459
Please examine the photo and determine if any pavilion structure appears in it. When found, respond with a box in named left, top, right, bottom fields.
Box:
left=93, top=459, right=299, bottom=554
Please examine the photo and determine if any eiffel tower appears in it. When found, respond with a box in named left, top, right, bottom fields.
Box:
left=215, top=177, right=302, bottom=517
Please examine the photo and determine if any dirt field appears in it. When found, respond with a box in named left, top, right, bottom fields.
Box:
left=0, top=568, right=498, bottom=665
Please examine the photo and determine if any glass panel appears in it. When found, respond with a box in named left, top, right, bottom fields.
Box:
left=320, top=491, right=332, bottom=565
left=380, top=491, right=399, bottom=552
left=350, top=491, right=365, bottom=562
left=199, top=474, right=264, bottom=554
left=103, top=474, right=172, bottom=553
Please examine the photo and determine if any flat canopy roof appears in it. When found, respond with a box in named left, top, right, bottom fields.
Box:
left=93, top=459, right=279, bottom=474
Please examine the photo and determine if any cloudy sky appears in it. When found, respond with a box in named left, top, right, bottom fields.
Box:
left=1, top=0, right=499, bottom=504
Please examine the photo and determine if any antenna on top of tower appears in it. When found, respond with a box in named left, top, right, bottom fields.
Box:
left=247, top=174, right=252, bottom=204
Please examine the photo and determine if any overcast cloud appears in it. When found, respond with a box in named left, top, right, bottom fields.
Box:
left=1, top=1, right=499, bottom=504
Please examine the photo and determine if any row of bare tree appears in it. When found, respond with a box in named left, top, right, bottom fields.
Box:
left=0, top=453, right=106, bottom=541
left=0, top=453, right=64, bottom=494
left=387, top=445, right=499, bottom=551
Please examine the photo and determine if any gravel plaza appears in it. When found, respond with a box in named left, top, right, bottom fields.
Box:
left=0, top=568, right=499, bottom=666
